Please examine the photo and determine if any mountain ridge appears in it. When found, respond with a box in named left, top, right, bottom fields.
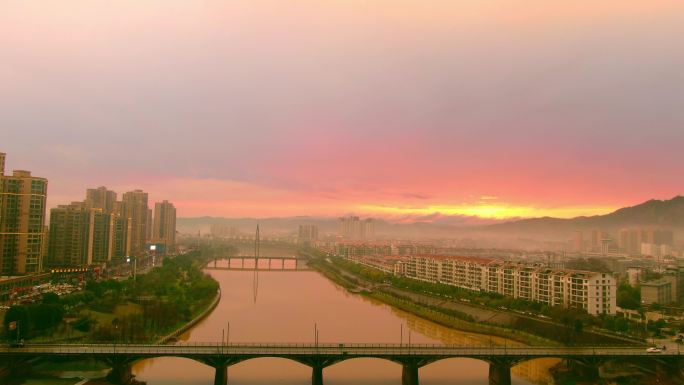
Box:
left=483, top=196, right=684, bottom=240
left=177, top=196, right=684, bottom=242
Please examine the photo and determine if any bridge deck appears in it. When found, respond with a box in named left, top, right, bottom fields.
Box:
left=0, top=343, right=674, bottom=358
left=220, top=256, right=305, bottom=259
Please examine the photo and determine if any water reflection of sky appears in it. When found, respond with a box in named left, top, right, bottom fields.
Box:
left=132, top=269, right=556, bottom=385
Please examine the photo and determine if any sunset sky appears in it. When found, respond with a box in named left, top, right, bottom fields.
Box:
left=2, top=1, right=683, bottom=220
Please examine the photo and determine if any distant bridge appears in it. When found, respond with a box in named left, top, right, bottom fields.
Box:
left=1, top=343, right=681, bottom=385
left=205, top=256, right=310, bottom=271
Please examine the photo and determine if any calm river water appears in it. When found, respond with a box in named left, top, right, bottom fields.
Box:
left=132, top=259, right=558, bottom=385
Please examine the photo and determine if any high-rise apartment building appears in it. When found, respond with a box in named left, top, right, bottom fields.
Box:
left=113, top=216, right=131, bottom=259
left=84, top=187, right=129, bottom=261
left=85, top=186, right=117, bottom=214
left=364, top=218, right=375, bottom=240
left=590, top=229, right=609, bottom=252
left=0, top=153, right=48, bottom=275
left=90, top=209, right=116, bottom=263
left=339, top=216, right=375, bottom=240
left=152, top=200, right=176, bottom=251
left=48, top=202, right=90, bottom=267
left=298, top=224, right=319, bottom=245
left=48, top=201, right=119, bottom=267
left=120, top=189, right=149, bottom=255
left=619, top=229, right=641, bottom=255
left=146, top=208, right=153, bottom=242
left=641, top=228, right=674, bottom=246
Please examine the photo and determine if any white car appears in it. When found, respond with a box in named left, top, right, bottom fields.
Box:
left=646, top=347, right=662, bottom=353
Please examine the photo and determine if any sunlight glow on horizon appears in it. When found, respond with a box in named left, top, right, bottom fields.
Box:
left=3, top=1, right=682, bottom=220
left=358, top=203, right=618, bottom=220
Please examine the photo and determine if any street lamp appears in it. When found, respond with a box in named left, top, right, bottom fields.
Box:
left=408, top=329, right=412, bottom=354
left=314, top=323, right=319, bottom=348
left=126, top=256, right=137, bottom=282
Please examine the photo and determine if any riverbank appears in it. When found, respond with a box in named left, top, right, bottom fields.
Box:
left=308, top=257, right=556, bottom=346
left=309, top=256, right=640, bottom=347
left=157, top=286, right=221, bottom=344
left=1, top=252, right=224, bottom=385
left=14, top=289, right=222, bottom=385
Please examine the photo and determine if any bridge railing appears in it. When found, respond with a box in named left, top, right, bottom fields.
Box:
left=2, top=342, right=650, bottom=347
left=3, top=342, right=676, bottom=357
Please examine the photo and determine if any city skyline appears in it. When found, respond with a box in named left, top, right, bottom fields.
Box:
left=0, top=151, right=680, bottom=222
left=3, top=1, right=683, bottom=220
left=3, top=3, right=684, bottom=385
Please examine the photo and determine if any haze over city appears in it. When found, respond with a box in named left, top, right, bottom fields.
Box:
left=4, top=2, right=684, bottom=385
left=3, top=0, right=683, bottom=221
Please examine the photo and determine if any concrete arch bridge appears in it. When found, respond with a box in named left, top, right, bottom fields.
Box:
left=1, top=343, right=681, bottom=385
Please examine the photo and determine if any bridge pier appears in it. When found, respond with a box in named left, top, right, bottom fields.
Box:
left=214, top=364, right=228, bottom=385
left=402, top=363, right=419, bottom=385
left=107, top=363, right=133, bottom=384
left=655, top=358, right=684, bottom=382
left=488, top=363, right=511, bottom=385
left=570, top=358, right=600, bottom=381
left=312, top=365, right=323, bottom=385
left=3, top=357, right=32, bottom=380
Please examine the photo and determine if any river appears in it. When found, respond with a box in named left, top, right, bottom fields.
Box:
left=130, top=257, right=558, bottom=385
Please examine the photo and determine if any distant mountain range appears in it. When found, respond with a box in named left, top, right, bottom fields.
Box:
left=485, top=196, right=684, bottom=238
left=178, top=196, right=684, bottom=244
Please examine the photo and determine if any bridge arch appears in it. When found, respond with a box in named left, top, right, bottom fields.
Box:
left=421, top=355, right=497, bottom=367
left=325, top=355, right=405, bottom=368
left=225, top=355, right=314, bottom=368
left=104, top=354, right=218, bottom=370
left=421, top=356, right=504, bottom=367
left=323, top=356, right=405, bottom=383
left=419, top=357, right=492, bottom=383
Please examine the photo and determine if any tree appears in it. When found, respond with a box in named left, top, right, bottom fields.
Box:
left=617, top=283, right=641, bottom=310
left=42, top=292, right=60, bottom=305
left=3, top=306, right=29, bottom=340
left=614, top=317, right=629, bottom=333
left=29, top=303, right=64, bottom=332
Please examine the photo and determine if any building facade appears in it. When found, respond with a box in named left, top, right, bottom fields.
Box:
left=48, top=202, right=120, bottom=267
left=641, top=280, right=673, bottom=305
left=619, top=229, right=641, bottom=255
left=120, top=189, right=149, bottom=255
left=339, top=216, right=375, bottom=240
left=0, top=153, right=48, bottom=275
left=85, top=186, right=117, bottom=214
left=152, top=200, right=176, bottom=251
left=402, top=255, right=617, bottom=315
left=297, top=224, right=318, bottom=245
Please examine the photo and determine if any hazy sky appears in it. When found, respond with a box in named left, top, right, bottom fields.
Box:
left=2, top=1, right=683, bottom=219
